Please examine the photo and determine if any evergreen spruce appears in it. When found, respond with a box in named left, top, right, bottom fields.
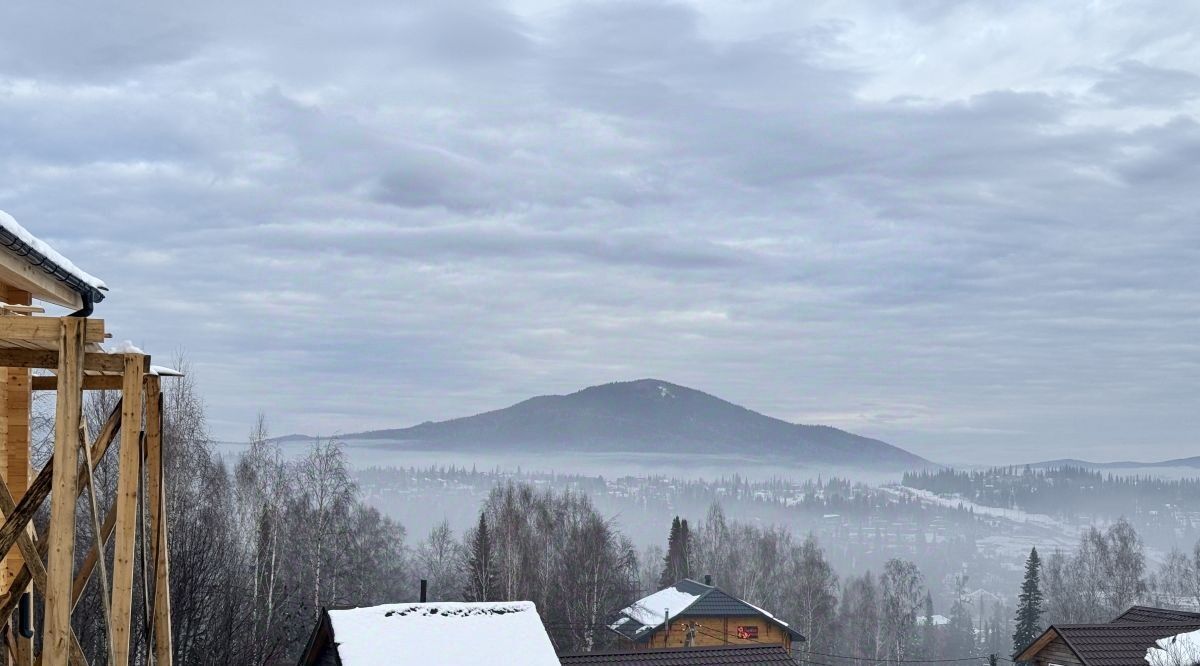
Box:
left=1012, top=548, right=1044, bottom=662
left=464, top=512, right=498, bottom=602
left=921, top=591, right=937, bottom=658
left=658, top=516, right=692, bottom=587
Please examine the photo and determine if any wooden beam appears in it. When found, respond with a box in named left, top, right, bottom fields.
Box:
left=0, top=254, right=84, bottom=311
left=110, top=354, right=145, bottom=666
left=71, top=493, right=117, bottom=611
left=79, top=421, right=115, bottom=666
left=0, top=401, right=120, bottom=640
left=0, top=478, right=88, bottom=666
left=145, top=377, right=172, bottom=665
left=0, top=318, right=105, bottom=345
left=0, top=399, right=120, bottom=564
left=0, top=349, right=133, bottom=374
left=31, top=375, right=123, bottom=391
left=0, top=282, right=33, bottom=665
left=43, top=317, right=86, bottom=664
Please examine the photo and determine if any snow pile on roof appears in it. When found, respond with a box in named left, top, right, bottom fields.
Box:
left=616, top=584, right=703, bottom=630
left=106, top=340, right=145, bottom=354
left=1146, top=627, right=1200, bottom=666
left=149, top=365, right=184, bottom=377
left=742, top=598, right=791, bottom=627
left=0, top=210, right=107, bottom=290
left=328, top=601, right=559, bottom=666
left=918, top=614, right=951, bottom=627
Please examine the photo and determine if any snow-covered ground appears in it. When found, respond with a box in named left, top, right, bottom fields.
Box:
left=882, top=485, right=1078, bottom=534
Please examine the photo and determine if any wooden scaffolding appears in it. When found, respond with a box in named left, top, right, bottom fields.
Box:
left=0, top=222, right=173, bottom=665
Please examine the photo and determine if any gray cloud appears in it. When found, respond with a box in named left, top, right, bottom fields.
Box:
left=1, top=0, right=1198, bottom=464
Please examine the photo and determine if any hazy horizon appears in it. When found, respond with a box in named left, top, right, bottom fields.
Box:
left=4, top=1, right=1200, bottom=464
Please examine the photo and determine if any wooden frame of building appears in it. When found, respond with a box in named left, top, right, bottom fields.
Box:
left=0, top=213, right=174, bottom=666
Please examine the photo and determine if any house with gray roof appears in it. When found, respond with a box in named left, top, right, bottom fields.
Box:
left=606, top=578, right=803, bottom=655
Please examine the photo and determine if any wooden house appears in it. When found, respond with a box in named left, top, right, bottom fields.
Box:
left=0, top=210, right=177, bottom=665
left=1015, top=606, right=1200, bottom=666
left=606, top=578, right=804, bottom=653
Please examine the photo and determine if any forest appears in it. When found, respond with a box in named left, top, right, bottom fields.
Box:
left=35, top=366, right=1200, bottom=665
left=903, top=466, right=1200, bottom=520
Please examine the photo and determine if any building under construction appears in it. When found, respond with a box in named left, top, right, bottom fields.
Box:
left=0, top=211, right=174, bottom=665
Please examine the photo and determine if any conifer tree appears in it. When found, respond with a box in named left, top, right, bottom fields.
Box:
left=464, top=512, right=498, bottom=602
left=921, top=591, right=937, bottom=658
left=658, top=516, right=692, bottom=587
left=1012, top=548, right=1044, bottom=662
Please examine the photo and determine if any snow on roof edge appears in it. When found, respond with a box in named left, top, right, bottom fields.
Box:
left=0, top=210, right=107, bottom=291
left=1146, top=627, right=1200, bottom=666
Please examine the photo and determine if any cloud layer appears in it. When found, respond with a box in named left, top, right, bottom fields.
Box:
left=2, top=0, right=1198, bottom=463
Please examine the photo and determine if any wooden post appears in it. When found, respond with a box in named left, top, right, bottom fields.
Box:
left=149, top=383, right=172, bottom=666
left=1, top=285, right=33, bottom=666
left=43, top=317, right=85, bottom=664
left=80, top=421, right=114, bottom=666
left=110, top=354, right=145, bottom=666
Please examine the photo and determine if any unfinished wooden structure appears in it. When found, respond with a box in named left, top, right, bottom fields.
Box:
left=0, top=214, right=174, bottom=665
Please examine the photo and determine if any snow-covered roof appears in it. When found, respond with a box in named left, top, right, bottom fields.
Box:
left=620, top=585, right=704, bottom=629
left=0, top=209, right=106, bottom=308
left=1146, top=627, right=1200, bottom=666
left=326, top=601, right=559, bottom=666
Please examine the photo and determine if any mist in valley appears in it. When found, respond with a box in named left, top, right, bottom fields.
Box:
left=215, top=434, right=1200, bottom=624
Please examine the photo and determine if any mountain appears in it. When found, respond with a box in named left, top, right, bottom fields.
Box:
left=339, top=379, right=932, bottom=469
left=1027, top=457, right=1200, bottom=470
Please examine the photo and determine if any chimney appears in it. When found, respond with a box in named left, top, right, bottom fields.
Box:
left=420, top=579, right=428, bottom=603
left=704, top=574, right=712, bottom=586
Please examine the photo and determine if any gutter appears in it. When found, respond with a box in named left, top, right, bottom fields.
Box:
left=0, top=226, right=107, bottom=310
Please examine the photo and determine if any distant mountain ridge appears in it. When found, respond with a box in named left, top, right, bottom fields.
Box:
left=316, top=379, right=932, bottom=470
left=1027, top=457, right=1200, bottom=470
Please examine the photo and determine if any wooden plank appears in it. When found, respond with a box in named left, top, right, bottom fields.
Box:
left=110, top=354, right=145, bottom=666
left=145, top=377, right=172, bottom=665
left=31, top=375, right=123, bottom=391
left=0, top=305, right=44, bottom=315
left=80, top=421, right=115, bottom=666
left=71, top=494, right=117, bottom=610
left=0, top=349, right=129, bottom=374
left=3, top=286, right=34, bottom=665
left=0, top=254, right=84, bottom=311
left=43, top=317, right=85, bottom=664
left=0, top=318, right=105, bottom=345
left=4, top=368, right=31, bottom=575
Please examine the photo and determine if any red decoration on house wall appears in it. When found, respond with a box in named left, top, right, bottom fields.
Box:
left=735, top=626, right=758, bottom=640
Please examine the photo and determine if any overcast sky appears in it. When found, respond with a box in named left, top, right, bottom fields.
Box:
left=2, top=0, right=1198, bottom=464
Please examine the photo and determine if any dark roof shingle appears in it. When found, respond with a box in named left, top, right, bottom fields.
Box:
left=1111, top=606, right=1200, bottom=624
left=1056, top=621, right=1200, bottom=666
left=559, top=645, right=795, bottom=665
